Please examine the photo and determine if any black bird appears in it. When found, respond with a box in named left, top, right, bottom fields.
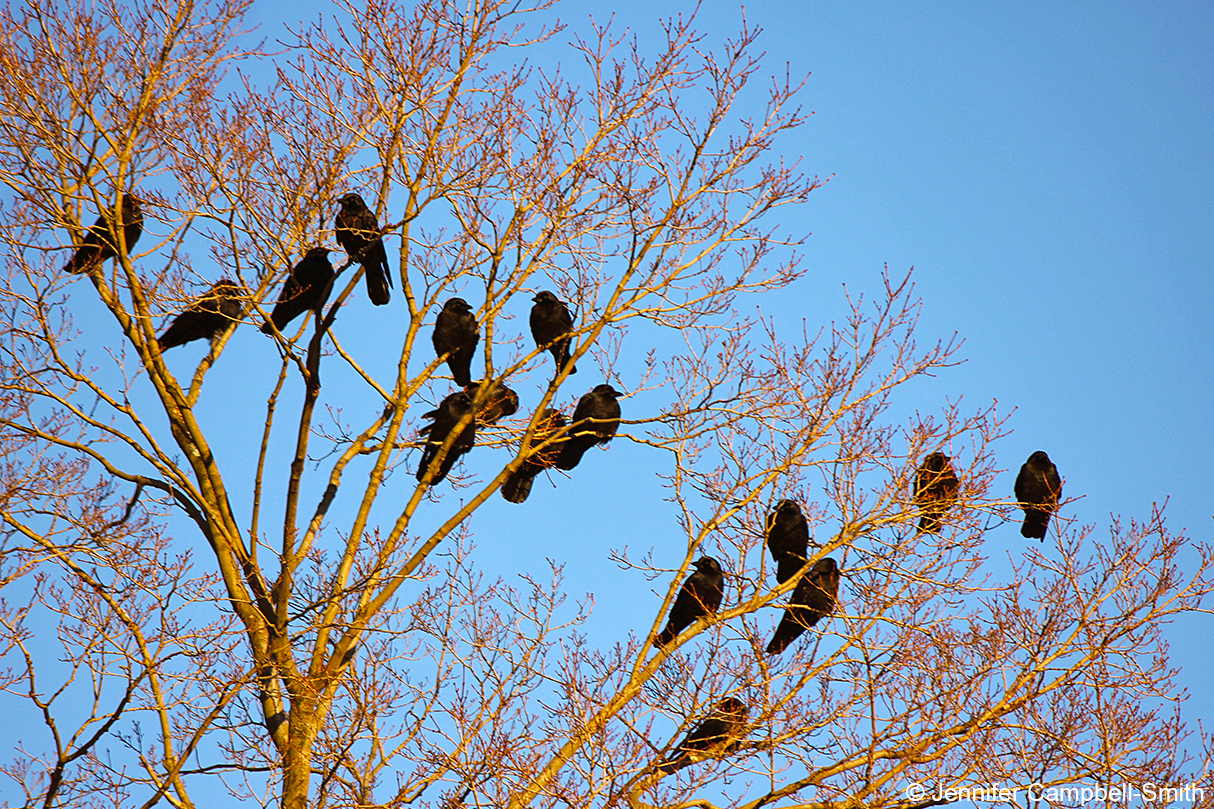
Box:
left=64, top=195, right=143, bottom=274
left=766, top=557, right=840, bottom=655
left=335, top=192, right=391, bottom=306
left=433, top=298, right=479, bottom=387
left=416, top=389, right=477, bottom=485
left=530, top=290, right=577, bottom=375
left=158, top=280, right=244, bottom=351
left=260, top=248, right=335, bottom=334
left=656, top=697, right=749, bottom=775
left=1014, top=450, right=1062, bottom=540
left=766, top=499, right=809, bottom=584
left=914, top=452, right=960, bottom=534
left=465, top=379, right=519, bottom=426
left=501, top=409, right=569, bottom=504
left=555, top=383, right=622, bottom=470
left=654, top=556, right=725, bottom=648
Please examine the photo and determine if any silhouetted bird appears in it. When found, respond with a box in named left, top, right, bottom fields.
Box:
left=416, top=390, right=476, bottom=485
left=433, top=298, right=479, bottom=387
left=158, top=280, right=244, bottom=350
left=656, top=697, right=749, bottom=775
left=64, top=195, right=143, bottom=274
left=555, top=384, right=621, bottom=469
left=1014, top=450, right=1062, bottom=540
left=465, top=379, right=519, bottom=426
left=335, top=192, right=391, bottom=306
left=914, top=452, right=960, bottom=534
left=766, top=499, right=809, bottom=584
left=654, top=556, right=725, bottom=648
left=260, top=248, right=335, bottom=334
left=502, top=409, right=569, bottom=504
left=767, top=557, right=840, bottom=655
left=530, top=290, right=577, bottom=375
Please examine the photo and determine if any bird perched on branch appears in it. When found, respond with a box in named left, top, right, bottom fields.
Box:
left=555, top=384, right=621, bottom=470
left=335, top=192, right=391, bottom=306
left=416, top=389, right=476, bottom=485
left=530, top=290, right=577, bottom=375
left=654, top=556, right=725, bottom=648
left=64, top=194, right=143, bottom=275
left=465, top=379, right=519, bottom=427
left=158, top=279, right=244, bottom=351
left=260, top=248, right=335, bottom=335
left=766, top=499, right=809, bottom=584
left=501, top=409, right=568, bottom=504
left=656, top=696, right=749, bottom=775
left=767, top=557, right=840, bottom=655
left=914, top=452, right=960, bottom=534
left=1014, top=450, right=1062, bottom=540
left=433, top=298, right=479, bottom=387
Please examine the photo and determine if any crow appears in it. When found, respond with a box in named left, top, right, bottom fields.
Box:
left=64, top=195, right=143, bottom=274
left=656, top=697, right=749, bottom=775
left=555, top=384, right=622, bottom=470
left=335, top=192, right=391, bottom=305
left=465, top=379, right=519, bottom=426
left=530, top=290, right=577, bottom=375
left=654, top=556, right=725, bottom=648
left=260, top=248, right=335, bottom=334
left=1014, top=450, right=1062, bottom=540
left=766, top=499, right=809, bottom=584
left=766, top=557, right=840, bottom=655
left=433, top=298, right=479, bottom=387
left=501, top=409, right=568, bottom=504
left=158, top=280, right=244, bottom=351
left=914, top=452, right=960, bottom=534
left=416, top=390, right=477, bottom=485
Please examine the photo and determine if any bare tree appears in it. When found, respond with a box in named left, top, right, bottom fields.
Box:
left=0, top=2, right=1208, bottom=809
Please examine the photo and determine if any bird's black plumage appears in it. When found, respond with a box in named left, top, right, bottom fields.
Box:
left=433, top=298, right=479, bottom=387
left=656, top=697, right=749, bottom=775
left=501, top=408, right=568, bottom=504
left=766, top=499, right=809, bottom=584
left=260, top=248, right=335, bottom=334
left=654, top=556, right=725, bottom=648
left=914, top=452, right=960, bottom=534
left=416, top=390, right=477, bottom=485
left=158, top=280, right=244, bottom=351
left=1014, top=450, right=1062, bottom=540
left=64, top=195, right=143, bottom=275
left=465, top=379, right=519, bottom=426
left=555, top=383, right=621, bottom=470
left=335, top=192, right=391, bottom=306
left=766, top=557, right=840, bottom=655
left=530, top=290, right=577, bottom=375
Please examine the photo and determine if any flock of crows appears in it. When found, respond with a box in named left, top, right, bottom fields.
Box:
left=646, top=451, right=1063, bottom=772
left=60, top=192, right=627, bottom=500
left=62, top=191, right=1067, bottom=777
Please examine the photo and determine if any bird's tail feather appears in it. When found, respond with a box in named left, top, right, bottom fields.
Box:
left=502, top=470, right=535, bottom=503
left=766, top=611, right=812, bottom=655
left=655, top=755, right=686, bottom=776
left=64, top=251, right=93, bottom=275
left=366, top=264, right=391, bottom=306
left=775, top=557, right=805, bottom=584
left=1021, top=510, right=1049, bottom=540
left=555, top=440, right=589, bottom=470
left=917, top=513, right=940, bottom=534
